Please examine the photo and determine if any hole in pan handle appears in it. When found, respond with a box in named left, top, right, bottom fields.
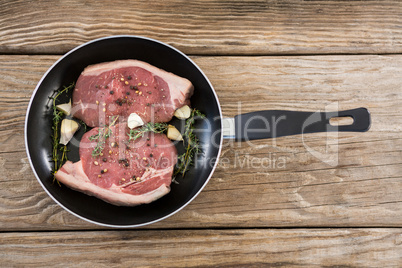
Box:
left=223, top=107, right=371, bottom=141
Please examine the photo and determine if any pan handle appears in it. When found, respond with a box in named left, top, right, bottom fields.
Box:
left=231, top=107, right=371, bottom=141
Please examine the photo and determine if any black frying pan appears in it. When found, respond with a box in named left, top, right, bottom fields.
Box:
left=25, top=36, right=370, bottom=227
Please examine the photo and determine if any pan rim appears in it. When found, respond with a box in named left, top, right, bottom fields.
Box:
left=24, top=35, right=223, bottom=228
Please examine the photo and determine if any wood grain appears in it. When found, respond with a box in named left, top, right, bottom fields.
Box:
left=0, top=229, right=401, bottom=267
left=0, top=0, right=401, bottom=55
left=0, top=54, right=401, bottom=230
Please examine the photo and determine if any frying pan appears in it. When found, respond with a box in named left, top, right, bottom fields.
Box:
left=25, top=36, right=370, bottom=227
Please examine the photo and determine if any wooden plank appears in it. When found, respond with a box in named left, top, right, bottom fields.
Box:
left=0, top=229, right=401, bottom=267
left=0, top=55, right=401, bottom=230
left=0, top=0, right=401, bottom=55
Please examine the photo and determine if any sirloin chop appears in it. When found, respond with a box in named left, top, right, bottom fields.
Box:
left=72, top=60, right=194, bottom=127
left=55, top=123, right=178, bottom=206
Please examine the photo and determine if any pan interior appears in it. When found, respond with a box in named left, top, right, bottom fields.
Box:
left=25, top=36, right=222, bottom=227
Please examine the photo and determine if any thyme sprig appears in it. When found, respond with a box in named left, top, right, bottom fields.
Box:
left=51, top=83, right=74, bottom=182
left=128, top=122, right=168, bottom=141
left=89, top=115, right=119, bottom=157
left=174, top=109, right=205, bottom=179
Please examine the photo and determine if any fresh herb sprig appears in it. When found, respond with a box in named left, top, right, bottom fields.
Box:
left=174, top=109, right=205, bottom=179
left=88, top=115, right=119, bottom=157
left=128, top=122, right=168, bottom=141
left=51, top=83, right=74, bottom=182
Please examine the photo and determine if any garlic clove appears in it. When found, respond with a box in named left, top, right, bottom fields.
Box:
left=174, top=105, right=191, bottom=119
left=56, top=100, right=72, bottom=115
left=167, top=125, right=183, bottom=141
left=127, top=113, right=144, bottom=129
left=60, top=119, right=79, bottom=145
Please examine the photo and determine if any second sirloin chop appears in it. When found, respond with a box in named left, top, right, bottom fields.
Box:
left=55, top=123, right=178, bottom=206
left=72, top=60, right=194, bottom=127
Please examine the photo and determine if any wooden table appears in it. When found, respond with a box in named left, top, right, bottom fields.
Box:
left=1, top=0, right=401, bottom=266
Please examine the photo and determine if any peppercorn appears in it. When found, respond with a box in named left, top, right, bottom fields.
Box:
left=111, top=142, right=118, bottom=148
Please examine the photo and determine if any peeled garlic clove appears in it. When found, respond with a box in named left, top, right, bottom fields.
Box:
left=56, top=100, right=72, bottom=115
left=60, top=119, right=79, bottom=145
left=127, top=113, right=144, bottom=129
left=174, top=105, right=191, bottom=119
left=167, top=125, right=183, bottom=141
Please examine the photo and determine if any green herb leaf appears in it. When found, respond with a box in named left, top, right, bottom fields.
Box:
left=89, top=115, right=119, bottom=157
left=51, top=83, right=75, bottom=184
left=128, top=122, right=168, bottom=141
left=173, top=109, right=205, bottom=180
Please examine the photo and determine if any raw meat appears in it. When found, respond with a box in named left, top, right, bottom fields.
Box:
left=72, top=60, right=194, bottom=127
left=55, top=123, right=178, bottom=206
